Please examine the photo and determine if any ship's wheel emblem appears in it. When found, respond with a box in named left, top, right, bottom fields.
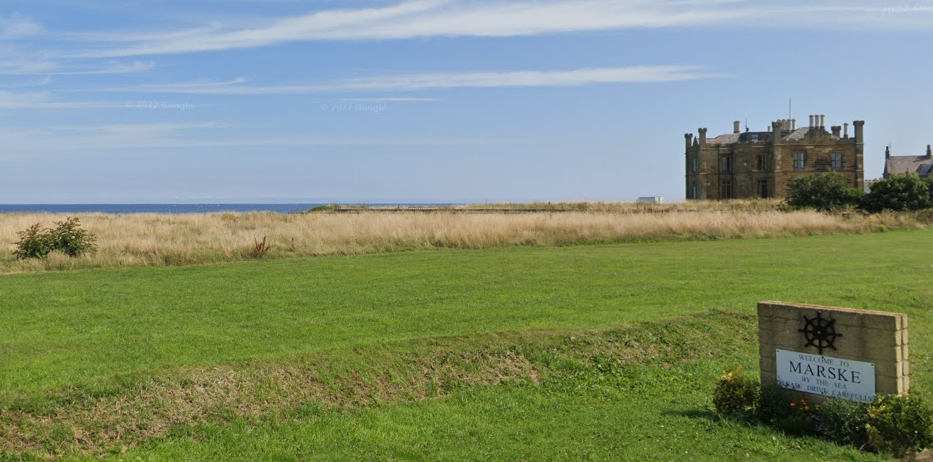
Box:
left=798, top=311, right=842, bottom=355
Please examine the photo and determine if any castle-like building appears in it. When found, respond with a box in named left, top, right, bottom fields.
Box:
left=685, top=115, right=865, bottom=200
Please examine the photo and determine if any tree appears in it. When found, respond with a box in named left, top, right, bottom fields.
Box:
left=785, top=174, right=853, bottom=212
left=862, top=173, right=932, bottom=212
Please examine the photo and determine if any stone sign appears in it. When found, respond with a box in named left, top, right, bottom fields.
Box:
left=759, top=302, right=909, bottom=402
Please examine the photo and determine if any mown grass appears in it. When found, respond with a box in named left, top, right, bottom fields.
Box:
left=4, top=312, right=890, bottom=461
left=91, top=361, right=887, bottom=461
left=2, top=230, right=932, bottom=460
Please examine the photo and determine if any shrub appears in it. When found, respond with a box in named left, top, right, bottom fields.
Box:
left=756, top=385, right=817, bottom=436
left=778, top=397, right=819, bottom=436
left=12, top=217, right=96, bottom=259
left=845, top=187, right=867, bottom=208
left=785, top=174, right=853, bottom=211
left=48, top=217, right=97, bottom=257
left=713, top=368, right=759, bottom=415
left=863, top=174, right=932, bottom=212
left=754, top=382, right=793, bottom=425
left=864, top=395, right=933, bottom=457
left=13, top=223, right=54, bottom=259
left=818, top=397, right=868, bottom=448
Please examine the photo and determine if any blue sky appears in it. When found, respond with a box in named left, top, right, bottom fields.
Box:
left=1, top=0, right=932, bottom=203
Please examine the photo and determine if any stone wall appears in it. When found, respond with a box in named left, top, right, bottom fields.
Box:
left=758, top=301, right=908, bottom=401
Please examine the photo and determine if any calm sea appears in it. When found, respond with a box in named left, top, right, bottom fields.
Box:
left=0, top=204, right=454, bottom=214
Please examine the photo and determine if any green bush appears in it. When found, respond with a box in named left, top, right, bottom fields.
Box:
left=13, top=217, right=97, bottom=260
left=777, top=397, right=819, bottom=436
left=13, top=223, right=54, bottom=259
left=817, top=397, right=868, bottom=448
left=785, top=174, right=854, bottom=211
left=713, top=369, right=759, bottom=415
left=718, top=375, right=933, bottom=457
left=845, top=187, right=866, bottom=208
left=754, top=382, right=794, bottom=425
left=48, top=217, right=97, bottom=257
left=756, top=385, right=817, bottom=436
left=863, top=174, right=932, bottom=212
left=864, top=395, right=933, bottom=457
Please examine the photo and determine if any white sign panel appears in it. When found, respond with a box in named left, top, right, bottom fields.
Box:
left=775, top=349, right=876, bottom=402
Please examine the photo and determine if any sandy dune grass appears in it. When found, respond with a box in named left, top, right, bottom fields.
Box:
left=0, top=207, right=898, bottom=273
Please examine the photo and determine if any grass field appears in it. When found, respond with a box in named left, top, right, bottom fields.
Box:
left=4, top=206, right=925, bottom=273
left=2, top=229, right=932, bottom=460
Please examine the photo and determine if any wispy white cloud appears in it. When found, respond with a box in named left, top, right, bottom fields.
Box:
left=0, top=121, right=534, bottom=153
left=56, top=0, right=933, bottom=58
left=0, top=54, right=155, bottom=76
left=51, top=61, right=155, bottom=75
left=84, top=66, right=717, bottom=95
left=0, top=76, right=52, bottom=89
left=0, top=14, right=44, bottom=40
left=0, top=90, right=121, bottom=109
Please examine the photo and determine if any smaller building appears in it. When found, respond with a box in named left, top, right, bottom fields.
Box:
left=883, top=145, right=933, bottom=178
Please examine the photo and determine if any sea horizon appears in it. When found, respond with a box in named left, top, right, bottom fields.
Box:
left=0, top=203, right=461, bottom=215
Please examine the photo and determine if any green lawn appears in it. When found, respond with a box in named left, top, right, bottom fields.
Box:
left=92, top=364, right=886, bottom=462
left=2, top=230, right=932, bottom=460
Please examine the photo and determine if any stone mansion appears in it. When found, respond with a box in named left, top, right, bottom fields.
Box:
left=684, top=115, right=865, bottom=200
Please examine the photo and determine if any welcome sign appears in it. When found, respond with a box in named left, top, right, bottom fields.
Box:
left=775, top=349, right=875, bottom=402
left=759, top=302, right=909, bottom=402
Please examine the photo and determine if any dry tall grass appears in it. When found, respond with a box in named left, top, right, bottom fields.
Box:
left=0, top=208, right=907, bottom=274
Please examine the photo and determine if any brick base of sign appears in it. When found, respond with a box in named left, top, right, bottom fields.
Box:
left=759, top=301, right=909, bottom=403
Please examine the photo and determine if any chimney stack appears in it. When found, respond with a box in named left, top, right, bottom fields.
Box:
left=791, top=119, right=797, bottom=131
left=831, top=126, right=841, bottom=137
left=698, top=128, right=707, bottom=146
left=734, top=121, right=741, bottom=134
left=854, top=120, right=865, bottom=143
left=844, top=123, right=849, bottom=138
left=809, top=115, right=815, bottom=128
left=886, top=146, right=891, bottom=159
left=819, top=115, right=826, bottom=130
left=927, top=144, right=932, bottom=158
left=772, top=120, right=782, bottom=145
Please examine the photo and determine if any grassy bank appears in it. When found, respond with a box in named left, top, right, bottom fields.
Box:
left=1, top=312, right=887, bottom=461
left=1, top=230, right=932, bottom=459
left=1, top=206, right=924, bottom=273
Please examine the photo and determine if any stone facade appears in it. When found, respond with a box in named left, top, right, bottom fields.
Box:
left=685, top=116, right=865, bottom=200
left=758, top=301, right=909, bottom=402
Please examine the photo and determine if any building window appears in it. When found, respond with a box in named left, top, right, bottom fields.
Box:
left=757, top=179, right=769, bottom=198
left=691, top=158, right=698, bottom=173
left=757, top=154, right=769, bottom=171
left=793, top=152, right=806, bottom=170
left=721, top=156, right=732, bottom=173
left=831, top=152, right=844, bottom=170
left=721, top=180, right=732, bottom=199
left=691, top=181, right=697, bottom=199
